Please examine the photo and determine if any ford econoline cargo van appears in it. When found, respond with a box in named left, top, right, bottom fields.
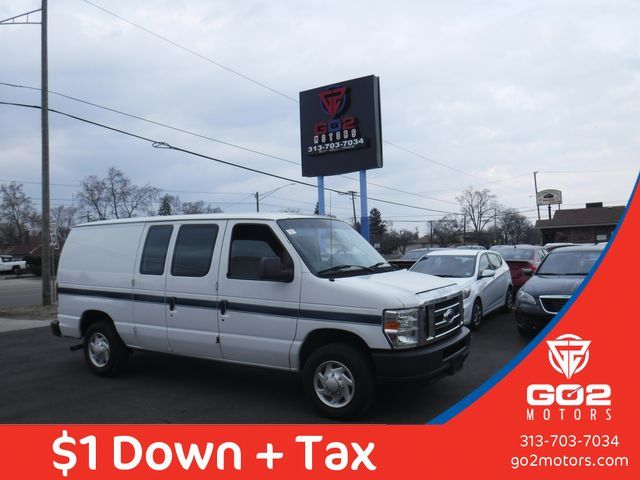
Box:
left=51, top=214, right=471, bottom=418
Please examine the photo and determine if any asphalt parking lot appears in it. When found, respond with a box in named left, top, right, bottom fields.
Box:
left=0, top=309, right=529, bottom=424
left=0, top=276, right=42, bottom=307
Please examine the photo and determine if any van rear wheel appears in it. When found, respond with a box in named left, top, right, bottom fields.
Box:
left=83, top=321, right=127, bottom=377
left=303, top=343, right=374, bottom=419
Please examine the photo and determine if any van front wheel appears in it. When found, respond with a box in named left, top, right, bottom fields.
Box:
left=83, top=321, right=127, bottom=377
left=303, top=343, right=374, bottom=419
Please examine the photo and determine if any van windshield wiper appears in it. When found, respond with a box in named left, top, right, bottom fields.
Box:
left=368, top=261, right=396, bottom=270
left=317, top=264, right=374, bottom=276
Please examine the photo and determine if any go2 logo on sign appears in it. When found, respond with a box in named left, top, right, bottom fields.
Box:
left=526, top=334, right=612, bottom=421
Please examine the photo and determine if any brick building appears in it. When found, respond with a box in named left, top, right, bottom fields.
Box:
left=535, top=203, right=624, bottom=244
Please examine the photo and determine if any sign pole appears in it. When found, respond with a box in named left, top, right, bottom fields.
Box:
left=317, top=176, right=325, bottom=215
left=359, top=170, right=369, bottom=242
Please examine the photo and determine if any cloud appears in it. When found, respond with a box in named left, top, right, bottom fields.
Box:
left=0, top=0, right=638, bottom=232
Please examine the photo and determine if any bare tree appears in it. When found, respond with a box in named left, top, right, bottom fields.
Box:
left=105, top=167, right=159, bottom=218
left=456, top=187, right=496, bottom=232
left=498, top=208, right=533, bottom=244
left=77, top=168, right=159, bottom=220
left=396, top=229, right=416, bottom=254
left=51, top=205, right=79, bottom=241
left=181, top=201, right=218, bottom=215
left=77, top=175, right=110, bottom=220
left=432, top=215, right=463, bottom=246
left=0, top=182, right=38, bottom=246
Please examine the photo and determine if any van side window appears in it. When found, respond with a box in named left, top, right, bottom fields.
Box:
left=140, top=225, right=173, bottom=275
left=228, top=224, right=292, bottom=280
left=171, top=224, right=219, bottom=277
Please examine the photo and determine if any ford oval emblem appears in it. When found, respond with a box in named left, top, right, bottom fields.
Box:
left=444, top=308, right=454, bottom=323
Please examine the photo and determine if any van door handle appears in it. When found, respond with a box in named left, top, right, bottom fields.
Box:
left=168, top=297, right=176, bottom=311
left=219, top=300, right=228, bottom=316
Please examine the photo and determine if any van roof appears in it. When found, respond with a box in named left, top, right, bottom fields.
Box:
left=74, top=212, right=330, bottom=228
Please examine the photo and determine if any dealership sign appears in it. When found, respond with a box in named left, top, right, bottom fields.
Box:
left=537, top=189, right=563, bottom=205
left=299, top=75, right=383, bottom=177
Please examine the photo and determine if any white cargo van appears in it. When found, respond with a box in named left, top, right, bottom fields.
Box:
left=52, top=214, right=470, bottom=418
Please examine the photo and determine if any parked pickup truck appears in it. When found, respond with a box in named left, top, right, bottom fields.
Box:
left=0, top=256, right=26, bottom=274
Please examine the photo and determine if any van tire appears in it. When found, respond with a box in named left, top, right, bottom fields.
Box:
left=302, top=343, right=375, bottom=419
left=83, top=321, right=127, bottom=377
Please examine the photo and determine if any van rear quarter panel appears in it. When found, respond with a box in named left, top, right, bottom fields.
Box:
left=57, top=223, right=145, bottom=340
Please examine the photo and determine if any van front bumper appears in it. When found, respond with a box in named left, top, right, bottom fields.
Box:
left=371, top=326, right=471, bottom=381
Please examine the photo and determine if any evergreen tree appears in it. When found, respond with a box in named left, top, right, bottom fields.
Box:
left=369, top=208, right=387, bottom=243
left=157, top=194, right=173, bottom=216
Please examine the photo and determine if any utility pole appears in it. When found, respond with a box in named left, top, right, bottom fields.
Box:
left=533, top=171, right=540, bottom=221
left=41, top=0, right=51, bottom=306
left=255, top=183, right=295, bottom=213
left=349, top=191, right=357, bottom=227
left=0, top=2, right=51, bottom=305
left=339, top=191, right=358, bottom=227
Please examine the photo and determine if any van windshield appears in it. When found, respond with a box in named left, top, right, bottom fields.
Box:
left=278, top=218, right=393, bottom=277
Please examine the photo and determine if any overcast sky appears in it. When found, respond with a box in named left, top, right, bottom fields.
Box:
left=1, top=0, right=638, bottom=233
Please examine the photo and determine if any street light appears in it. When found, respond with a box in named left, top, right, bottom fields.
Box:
left=254, top=183, right=296, bottom=212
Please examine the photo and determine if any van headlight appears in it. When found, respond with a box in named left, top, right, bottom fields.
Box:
left=517, top=289, right=536, bottom=306
left=383, top=308, right=419, bottom=348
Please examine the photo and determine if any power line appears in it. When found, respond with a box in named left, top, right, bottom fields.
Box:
left=79, top=0, right=298, bottom=103
left=383, top=140, right=527, bottom=191
left=74, top=2, right=531, bottom=192
left=0, top=101, right=458, bottom=215
left=538, top=169, right=637, bottom=174
left=0, top=178, right=268, bottom=196
left=0, top=82, right=299, bottom=166
left=0, top=81, right=459, bottom=206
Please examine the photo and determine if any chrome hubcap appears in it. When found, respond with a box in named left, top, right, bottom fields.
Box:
left=313, top=361, right=355, bottom=408
left=88, top=332, right=110, bottom=368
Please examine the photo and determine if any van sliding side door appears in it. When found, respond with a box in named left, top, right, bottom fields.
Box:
left=164, top=221, right=225, bottom=359
left=132, top=223, right=174, bottom=351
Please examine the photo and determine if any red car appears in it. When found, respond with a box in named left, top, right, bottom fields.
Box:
left=492, top=245, right=548, bottom=289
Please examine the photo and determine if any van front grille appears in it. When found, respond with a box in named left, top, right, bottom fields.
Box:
left=423, top=293, right=463, bottom=342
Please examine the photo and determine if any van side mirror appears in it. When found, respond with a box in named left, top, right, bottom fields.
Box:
left=259, top=256, right=294, bottom=282
left=479, top=269, right=495, bottom=279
